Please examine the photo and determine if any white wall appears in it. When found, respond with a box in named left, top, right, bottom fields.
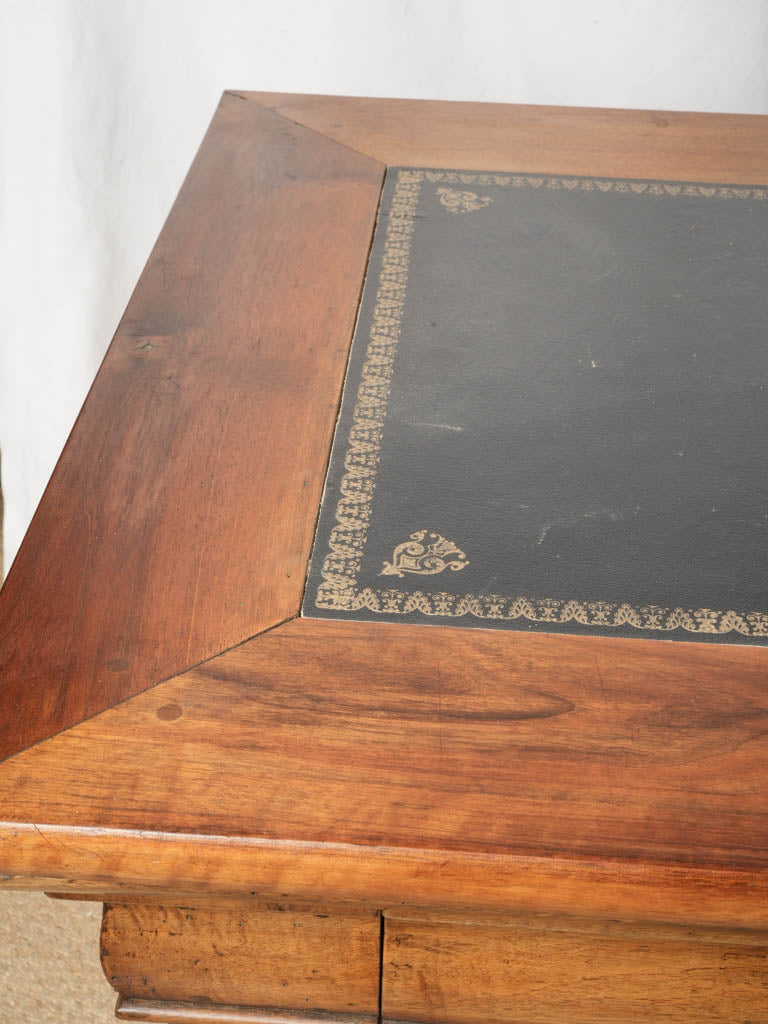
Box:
left=2, top=0, right=767, bottom=575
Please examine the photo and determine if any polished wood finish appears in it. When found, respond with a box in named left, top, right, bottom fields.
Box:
left=4, top=822, right=768, bottom=929
left=2, top=617, right=768, bottom=926
left=3, top=94, right=767, bottom=764
left=3, top=93, right=768, bottom=1022
left=0, top=91, right=383, bottom=762
left=250, top=91, right=768, bottom=182
left=101, top=901, right=379, bottom=1020
left=115, top=998, right=373, bottom=1023
left=382, top=910, right=768, bottom=1023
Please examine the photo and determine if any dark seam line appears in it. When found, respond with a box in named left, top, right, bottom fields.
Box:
left=378, top=910, right=385, bottom=1024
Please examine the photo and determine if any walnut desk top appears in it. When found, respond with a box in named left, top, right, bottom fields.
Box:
left=1, top=93, right=768, bottom=1023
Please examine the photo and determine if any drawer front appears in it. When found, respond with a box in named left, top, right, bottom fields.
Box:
left=102, top=900, right=381, bottom=1022
left=382, top=911, right=768, bottom=1024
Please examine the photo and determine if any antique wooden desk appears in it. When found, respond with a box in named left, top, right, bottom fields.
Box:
left=2, top=93, right=768, bottom=1023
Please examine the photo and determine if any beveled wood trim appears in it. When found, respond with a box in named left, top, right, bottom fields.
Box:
left=2, top=823, right=768, bottom=928
left=0, top=93, right=383, bottom=762
left=3, top=615, right=768, bottom=866
left=247, top=91, right=768, bottom=183
left=2, top=615, right=768, bottom=908
left=115, top=997, right=375, bottom=1024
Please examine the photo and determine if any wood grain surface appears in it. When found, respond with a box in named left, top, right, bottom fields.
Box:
left=382, top=911, right=768, bottom=1024
left=4, top=94, right=767, bottom=766
left=0, top=92, right=383, bottom=762
left=3, top=95, right=768, bottom=938
left=250, top=91, right=768, bottom=182
left=101, top=901, right=380, bottom=1017
left=5, top=821, right=768, bottom=929
left=115, top=998, right=374, bottom=1024
left=4, top=617, right=768, bottom=865
left=2, top=616, right=768, bottom=924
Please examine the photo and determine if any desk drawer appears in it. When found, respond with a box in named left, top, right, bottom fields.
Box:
left=101, top=900, right=380, bottom=1023
left=382, top=910, right=768, bottom=1024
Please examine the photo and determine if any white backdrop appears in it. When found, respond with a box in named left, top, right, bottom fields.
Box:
left=2, top=0, right=767, bottom=575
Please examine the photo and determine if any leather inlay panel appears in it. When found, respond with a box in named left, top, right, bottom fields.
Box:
left=305, top=167, right=768, bottom=642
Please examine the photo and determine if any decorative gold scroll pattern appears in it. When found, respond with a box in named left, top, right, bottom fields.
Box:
left=380, top=531, right=469, bottom=578
left=426, top=171, right=768, bottom=202
left=316, top=170, right=423, bottom=612
left=314, top=167, right=768, bottom=637
left=437, top=187, right=493, bottom=213
left=341, top=589, right=768, bottom=636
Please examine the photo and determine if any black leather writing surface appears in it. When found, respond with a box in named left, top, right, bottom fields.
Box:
left=303, top=168, right=768, bottom=643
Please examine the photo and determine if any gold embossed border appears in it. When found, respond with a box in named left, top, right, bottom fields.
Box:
left=341, top=589, right=768, bottom=636
left=314, top=168, right=768, bottom=638
left=316, top=169, right=423, bottom=611
left=421, top=171, right=768, bottom=200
